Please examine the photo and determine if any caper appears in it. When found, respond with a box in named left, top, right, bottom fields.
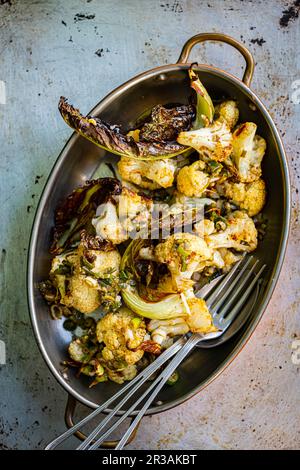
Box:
left=63, top=319, right=76, bottom=331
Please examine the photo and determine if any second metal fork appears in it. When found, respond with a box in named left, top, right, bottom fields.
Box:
left=45, top=255, right=265, bottom=450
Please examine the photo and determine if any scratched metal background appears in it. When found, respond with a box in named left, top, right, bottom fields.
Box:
left=0, top=0, right=299, bottom=450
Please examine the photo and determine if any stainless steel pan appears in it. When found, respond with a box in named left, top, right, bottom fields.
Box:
left=27, top=33, right=290, bottom=447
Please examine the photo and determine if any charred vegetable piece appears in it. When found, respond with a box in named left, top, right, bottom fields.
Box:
left=59, top=97, right=187, bottom=160
left=68, top=337, right=97, bottom=364
left=139, top=104, right=195, bottom=142
left=39, top=280, right=59, bottom=303
left=189, top=66, right=214, bottom=129
left=167, top=370, right=179, bottom=386
left=51, top=177, right=121, bottom=254
left=121, top=284, right=187, bottom=320
left=135, top=340, right=161, bottom=355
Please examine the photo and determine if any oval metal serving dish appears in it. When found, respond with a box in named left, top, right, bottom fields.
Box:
left=28, top=34, right=290, bottom=421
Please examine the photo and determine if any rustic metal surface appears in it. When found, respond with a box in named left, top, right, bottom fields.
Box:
left=0, top=0, right=299, bottom=450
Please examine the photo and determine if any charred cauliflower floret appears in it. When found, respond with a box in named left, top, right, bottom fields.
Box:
left=93, top=187, right=153, bottom=244
left=50, top=235, right=121, bottom=314
left=193, top=249, right=226, bottom=273
left=177, top=161, right=210, bottom=197
left=118, top=187, right=153, bottom=235
left=105, top=365, right=138, bottom=385
left=214, top=100, right=239, bottom=130
left=68, top=337, right=97, bottom=364
left=76, top=240, right=121, bottom=279
left=193, top=218, right=215, bottom=237
left=92, top=201, right=126, bottom=245
left=232, top=122, right=266, bottom=182
left=206, top=210, right=258, bottom=252
left=62, top=275, right=101, bottom=314
left=118, top=157, right=177, bottom=190
left=154, top=233, right=212, bottom=291
left=96, top=308, right=147, bottom=374
left=177, top=119, right=232, bottom=162
left=217, top=248, right=242, bottom=271
left=222, top=178, right=266, bottom=216
left=50, top=254, right=101, bottom=314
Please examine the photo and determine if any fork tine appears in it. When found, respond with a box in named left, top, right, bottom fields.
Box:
left=219, top=264, right=266, bottom=325
left=205, top=255, right=248, bottom=308
left=210, top=258, right=257, bottom=313
left=214, top=260, right=259, bottom=318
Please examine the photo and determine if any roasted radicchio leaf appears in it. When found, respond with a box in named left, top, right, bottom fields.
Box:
left=139, top=104, right=195, bottom=143
left=51, top=177, right=121, bottom=254
left=79, top=229, right=114, bottom=252
left=58, top=97, right=187, bottom=160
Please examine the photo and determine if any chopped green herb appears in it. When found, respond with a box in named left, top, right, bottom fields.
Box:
left=81, top=255, right=94, bottom=270
left=53, top=260, right=73, bottom=275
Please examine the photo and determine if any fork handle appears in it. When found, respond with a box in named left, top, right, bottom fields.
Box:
left=45, top=337, right=186, bottom=450
left=115, top=334, right=201, bottom=450
left=64, top=395, right=140, bottom=448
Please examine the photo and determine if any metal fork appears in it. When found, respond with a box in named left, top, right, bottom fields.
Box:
left=45, top=255, right=265, bottom=450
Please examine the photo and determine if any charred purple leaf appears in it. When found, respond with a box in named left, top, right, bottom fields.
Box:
left=58, top=97, right=187, bottom=160
left=51, top=177, right=121, bottom=254
left=139, top=104, right=195, bottom=142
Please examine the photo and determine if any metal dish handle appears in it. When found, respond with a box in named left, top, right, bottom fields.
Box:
left=177, top=33, right=254, bottom=87
left=64, top=394, right=140, bottom=448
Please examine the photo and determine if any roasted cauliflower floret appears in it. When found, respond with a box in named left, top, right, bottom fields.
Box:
left=222, top=179, right=266, bottom=216
left=68, top=337, right=97, bottom=364
left=76, top=240, right=121, bottom=278
left=106, top=364, right=138, bottom=384
left=50, top=236, right=121, bottom=314
left=93, top=201, right=126, bottom=245
left=232, top=122, right=266, bottom=182
left=118, top=187, right=152, bottom=234
left=218, top=248, right=242, bottom=271
left=214, top=100, right=239, bottom=130
left=177, top=161, right=210, bottom=197
left=177, top=119, right=232, bottom=161
left=92, top=250, right=121, bottom=278
left=154, top=233, right=212, bottom=291
left=206, top=210, right=258, bottom=252
left=50, top=254, right=101, bottom=314
left=194, top=249, right=226, bottom=273
left=193, top=218, right=216, bottom=237
left=96, top=308, right=147, bottom=372
left=93, top=187, right=152, bottom=244
left=62, top=274, right=101, bottom=314
left=118, top=157, right=177, bottom=190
